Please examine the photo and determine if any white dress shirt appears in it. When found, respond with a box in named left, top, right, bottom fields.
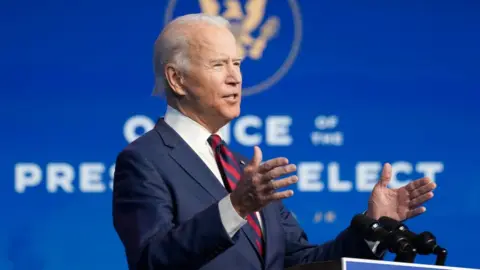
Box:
left=163, top=105, right=382, bottom=255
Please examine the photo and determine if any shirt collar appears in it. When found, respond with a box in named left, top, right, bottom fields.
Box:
left=164, top=105, right=219, bottom=148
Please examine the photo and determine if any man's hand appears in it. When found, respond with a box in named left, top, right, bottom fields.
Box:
left=367, top=163, right=437, bottom=221
left=230, top=146, right=298, bottom=218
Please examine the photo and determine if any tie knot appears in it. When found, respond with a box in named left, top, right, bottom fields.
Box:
left=207, top=134, right=224, bottom=150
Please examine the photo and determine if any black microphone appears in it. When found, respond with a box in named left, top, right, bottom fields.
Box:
left=379, top=216, right=447, bottom=265
left=350, top=214, right=414, bottom=255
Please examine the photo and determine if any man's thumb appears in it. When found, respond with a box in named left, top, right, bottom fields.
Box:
left=249, top=146, right=263, bottom=167
left=379, top=163, right=392, bottom=187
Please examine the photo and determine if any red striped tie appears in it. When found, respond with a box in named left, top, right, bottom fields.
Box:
left=208, top=134, right=264, bottom=257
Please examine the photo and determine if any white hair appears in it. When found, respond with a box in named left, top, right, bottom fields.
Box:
left=152, top=13, right=231, bottom=96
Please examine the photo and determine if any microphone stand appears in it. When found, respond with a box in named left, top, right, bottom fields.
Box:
left=435, top=247, right=447, bottom=266
left=394, top=248, right=417, bottom=263
left=377, top=234, right=417, bottom=264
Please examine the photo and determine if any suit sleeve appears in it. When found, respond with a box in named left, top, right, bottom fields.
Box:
left=279, top=202, right=383, bottom=268
left=112, top=149, right=236, bottom=270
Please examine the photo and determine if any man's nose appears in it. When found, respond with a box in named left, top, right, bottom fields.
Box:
left=226, top=67, right=241, bottom=85
left=226, top=73, right=240, bottom=84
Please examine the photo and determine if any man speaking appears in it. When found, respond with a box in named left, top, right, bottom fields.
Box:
left=112, top=13, right=436, bottom=270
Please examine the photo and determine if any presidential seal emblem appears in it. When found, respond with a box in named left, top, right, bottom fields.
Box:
left=164, top=0, right=303, bottom=96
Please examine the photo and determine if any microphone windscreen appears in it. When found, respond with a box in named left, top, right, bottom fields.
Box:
left=350, top=214, right=377, bottom=235
left=379, top=216, right=401, bottom=231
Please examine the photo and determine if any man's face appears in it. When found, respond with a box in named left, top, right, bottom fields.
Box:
left=180, top=24, right=242, bottom=129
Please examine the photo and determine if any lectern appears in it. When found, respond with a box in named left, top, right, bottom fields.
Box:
left=286, top=258, right=479, bottom=270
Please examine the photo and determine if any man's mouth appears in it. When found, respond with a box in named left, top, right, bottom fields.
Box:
left=223, top=93, right=239, bottom=101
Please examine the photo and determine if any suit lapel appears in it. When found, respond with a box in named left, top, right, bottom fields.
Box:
left=154, top=118, right=227, bottom=201
left=260, top=205, right=276, bottom=268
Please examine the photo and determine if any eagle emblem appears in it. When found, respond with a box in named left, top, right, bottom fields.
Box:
left=199, top=0, right=280, bottom=60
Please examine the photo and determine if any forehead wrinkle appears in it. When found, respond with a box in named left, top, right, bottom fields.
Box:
left=189, top=36, right=231, bottom=65
left=178, top=23, right=237, bottom=69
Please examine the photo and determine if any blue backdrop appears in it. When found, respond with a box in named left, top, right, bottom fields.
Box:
left=2, top=0, right=480, bottom=269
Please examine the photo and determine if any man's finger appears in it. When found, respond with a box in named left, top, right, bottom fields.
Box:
left=405, top=177, right=433, bottom=193
left=266, top=175, right=298, bottom=191
left=409, top=181, right=437, bottom=199
left=379, top=163, right=392, bottom=187
left=257, top=157, right=289, bottom=174
left=261, top=164, right=297, bottom=182
left=406, top=206, right=426, bottom=220
left=269, top=190, right=294, bottom=201
left=409, top=192, right=434, bottom=209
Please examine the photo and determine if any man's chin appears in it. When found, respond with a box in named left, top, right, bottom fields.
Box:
left=221, top=107, right=241, bottom=122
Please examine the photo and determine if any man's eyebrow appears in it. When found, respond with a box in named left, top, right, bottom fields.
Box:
left=208, top=57, right=242, bottom=63
left=208, top=58, right=225, bottom=64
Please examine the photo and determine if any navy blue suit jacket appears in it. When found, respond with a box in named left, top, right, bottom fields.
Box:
left=112, top=119, right=380, bottom=270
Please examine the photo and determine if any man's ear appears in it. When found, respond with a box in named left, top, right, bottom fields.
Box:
left=165, top=64, right=186, bottom=96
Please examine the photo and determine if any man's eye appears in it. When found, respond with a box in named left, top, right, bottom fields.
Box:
left=214, top=63, right=223, bottom=67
